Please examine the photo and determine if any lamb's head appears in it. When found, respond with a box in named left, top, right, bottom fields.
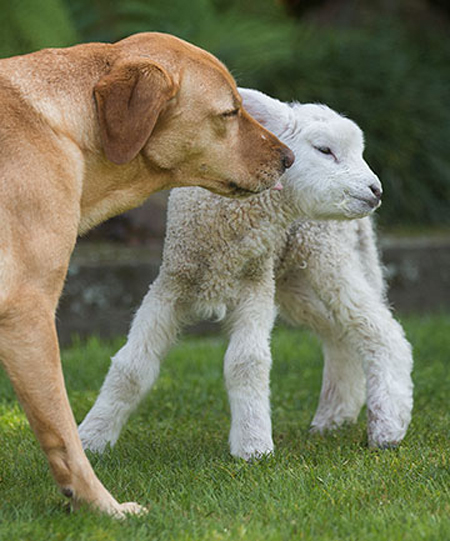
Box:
left=239, top=88, right=382, bottom=220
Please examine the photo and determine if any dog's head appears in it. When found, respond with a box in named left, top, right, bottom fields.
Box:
left=94, top=33, right=294, bottom=197
left=239, top=88, right=382, bottom=220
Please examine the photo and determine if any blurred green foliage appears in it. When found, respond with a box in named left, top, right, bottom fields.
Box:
left=0, top=0, right=78, bottom=56
left=0, top=0, right=449, bottom=227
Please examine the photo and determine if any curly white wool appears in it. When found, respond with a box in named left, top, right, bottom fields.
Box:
left=79, top=90, right=413, bottom=458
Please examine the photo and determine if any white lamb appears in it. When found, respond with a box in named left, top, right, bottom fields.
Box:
left=79, top=89, right=414, bottom=459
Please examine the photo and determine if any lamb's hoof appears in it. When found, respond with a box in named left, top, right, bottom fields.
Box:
left=367, top=408, right=409, bottom=450
left=310, top=422, right=336, bottom=434
left=230, top=441, right=274, bottom=462
left=79, top=421, right=114, bottom=454
left=368, top=429, right=401, bottom=450
left=370, top=440, right=400, bottom=450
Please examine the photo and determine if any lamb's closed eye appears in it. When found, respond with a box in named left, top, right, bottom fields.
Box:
left=313, top=145, right=337, bottom=160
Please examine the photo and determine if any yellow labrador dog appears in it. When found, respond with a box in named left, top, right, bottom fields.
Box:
left=0, top=32, right=294, bottom=517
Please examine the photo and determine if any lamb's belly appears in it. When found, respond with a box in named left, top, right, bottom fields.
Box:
left=166, top=233, right=274, bottom=320
left=191, top=268, right=243, bottom=305
left=188, top=258, right=267, bottom=321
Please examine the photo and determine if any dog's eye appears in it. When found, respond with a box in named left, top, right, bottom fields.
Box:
left=221, top=108, right=240, bottom=118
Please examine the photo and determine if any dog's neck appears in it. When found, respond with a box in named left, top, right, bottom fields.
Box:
left=78, top=153, right=173, bottom=235
left=44, top=104, right=175, bottom=236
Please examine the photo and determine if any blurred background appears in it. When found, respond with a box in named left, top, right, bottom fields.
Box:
left=1, top=0, right=449, bottom=340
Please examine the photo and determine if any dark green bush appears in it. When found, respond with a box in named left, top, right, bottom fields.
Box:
left=0, top=0, right=78, bottom=57
left=1, top=0, right=449, bottom=227
left=230, top=21, right=450, bottom=227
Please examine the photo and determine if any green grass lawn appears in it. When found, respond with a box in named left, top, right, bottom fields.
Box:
left=0, top=314, right=449, bottom=540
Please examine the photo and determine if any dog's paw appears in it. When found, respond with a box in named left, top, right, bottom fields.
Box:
left=112, top=501, right=148, bottom=519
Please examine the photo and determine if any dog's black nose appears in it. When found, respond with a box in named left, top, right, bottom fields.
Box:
left=282, top=148, right=295, bottom=170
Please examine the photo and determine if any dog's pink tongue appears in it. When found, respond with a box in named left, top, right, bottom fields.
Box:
left=272, top=181, right=283, bottom=191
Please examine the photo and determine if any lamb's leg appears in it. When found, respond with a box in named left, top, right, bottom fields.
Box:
left=79, top=284, right=184, bottom=453
left=361, top=314, right=413, bottom=448
left=224, top=285, right=277, bottom=460
left=309, top=272, right=412, bottom=447
left=277, top=279, right=366, bottom=431
left=319, top=304, right=413, bottom=447
left=311, top=338, right=366, bottom=432
left=277, top=233, right=413, bottom=448
left=308, top=231, right=413, bottom=447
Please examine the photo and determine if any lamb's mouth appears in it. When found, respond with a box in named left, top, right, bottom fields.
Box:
left=340, top=194, right=382, bottom=218
left=352, top=194, right=382, bottom=210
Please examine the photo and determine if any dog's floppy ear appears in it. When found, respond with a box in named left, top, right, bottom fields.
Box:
left=94, top=59, right=178, bottom=165
left=238, top=87, right=290, bottom=133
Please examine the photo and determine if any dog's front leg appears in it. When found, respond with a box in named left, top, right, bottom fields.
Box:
left=0, top=290, right=145, bottom=518
left=224, top=279, right=277, bottom=461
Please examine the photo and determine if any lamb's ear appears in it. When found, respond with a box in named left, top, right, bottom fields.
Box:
left=94, top=59, right=178, bottom=165
left=238, top=87, right=290, bottom=130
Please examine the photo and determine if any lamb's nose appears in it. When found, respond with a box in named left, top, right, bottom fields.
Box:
left=281, top=148, right=295, bottom=170
left=369, top=183, right=383, bottom=200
